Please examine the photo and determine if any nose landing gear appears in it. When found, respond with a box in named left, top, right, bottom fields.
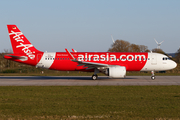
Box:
left=151, top=71, right=155, bottom=80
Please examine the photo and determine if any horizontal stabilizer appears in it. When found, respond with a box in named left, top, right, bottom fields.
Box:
left=4, top=54, right=28, bottom=61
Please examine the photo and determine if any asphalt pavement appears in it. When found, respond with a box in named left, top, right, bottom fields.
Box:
left=0, top=76, right=180, bottom=86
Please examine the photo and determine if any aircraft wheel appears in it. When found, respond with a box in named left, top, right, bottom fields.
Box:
left=151, top=76, right=155, bottom=80
left=92, top=74, right=98, bottom=80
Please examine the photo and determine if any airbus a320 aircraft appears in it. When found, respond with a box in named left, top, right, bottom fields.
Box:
left=4, top=25, right=177, bottom=80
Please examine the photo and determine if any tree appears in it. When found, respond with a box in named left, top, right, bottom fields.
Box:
left=139, top=45, right=150, bottom=52
left=3, top=49, right=13, bottom=54
left=108, top=39, right=150, bottom=52
left=108, top=40, right=130, bottom=52
left=175, top=48, right=180, bottom=63
left=152, top=48, right=171, bottom=59
left=1, top=49, right=15, bottom=68
left=129, top=44, right=140, bottom=52
left=152, top=48, right=165, bottom=54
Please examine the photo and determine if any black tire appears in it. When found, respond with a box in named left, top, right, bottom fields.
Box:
left=92, top=74, right=98, bottom=80
left=151, top=76, right=155, bottom=80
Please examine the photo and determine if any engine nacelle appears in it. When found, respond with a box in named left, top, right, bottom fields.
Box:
left=105, top=66, right=126, bottom=78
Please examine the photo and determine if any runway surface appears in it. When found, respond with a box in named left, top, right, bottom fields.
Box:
left=0, top=76, right=180, bottom=86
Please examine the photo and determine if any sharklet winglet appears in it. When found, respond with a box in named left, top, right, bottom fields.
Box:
left=65, top=48, right=75, bottom=60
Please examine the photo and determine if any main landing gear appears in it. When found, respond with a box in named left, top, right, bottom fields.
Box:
left=92, top=74, right=98, bottom=80
left=92, top=68, right=99, bottom=80
left=151, top=71, right=155, bottom=80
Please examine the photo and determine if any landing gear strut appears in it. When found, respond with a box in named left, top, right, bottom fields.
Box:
left=92, top=74, right=98, bottom=80
left=151, top=71, right=155, bottom=80
left=92, top=68, right=99, bottom=80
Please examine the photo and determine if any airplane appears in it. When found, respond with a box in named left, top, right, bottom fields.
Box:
left=4, top=25, right=177, bottom=80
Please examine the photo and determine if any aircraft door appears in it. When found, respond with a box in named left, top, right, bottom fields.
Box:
left=151, top=54, right=157, bottom=65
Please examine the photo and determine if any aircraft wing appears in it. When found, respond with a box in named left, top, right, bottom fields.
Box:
left=65, top=49, right=109, bottom=70
left=72, top=49, right=77, bottom=52
left=72, top=59, right=109, bottom=69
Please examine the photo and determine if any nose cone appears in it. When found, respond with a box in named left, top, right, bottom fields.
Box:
left=170, top=60, right=177, bottom=69
left=172, top=61, right=177, bottom=68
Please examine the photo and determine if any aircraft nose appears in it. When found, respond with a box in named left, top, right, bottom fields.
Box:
left=171, top=60, right=177, bottom=69
left=173, top=61, right=177, bottom=68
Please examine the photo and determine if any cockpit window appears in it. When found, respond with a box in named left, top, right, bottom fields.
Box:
left=162, top=57, right=170, bottom=60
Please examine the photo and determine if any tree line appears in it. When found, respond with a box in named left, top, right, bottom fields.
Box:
left=108, top=39, right=180, bottom=63
left=108, top=40, right=150, bottom=52
left=175, top=48, right=180, bottom=63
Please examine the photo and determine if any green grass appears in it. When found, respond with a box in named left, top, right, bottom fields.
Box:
left=0, top=86, right=180, bottom=119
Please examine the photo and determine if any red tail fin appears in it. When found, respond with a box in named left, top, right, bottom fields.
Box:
left=7, top=25, right=41, bottom=60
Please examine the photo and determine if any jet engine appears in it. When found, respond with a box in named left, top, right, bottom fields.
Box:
left=105, top=66, right=126, bottom=78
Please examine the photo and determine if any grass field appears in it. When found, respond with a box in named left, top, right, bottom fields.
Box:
left=0, top=86, right=180, bottom=119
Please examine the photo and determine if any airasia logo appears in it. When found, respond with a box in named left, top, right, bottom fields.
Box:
left=9, top=31, right=35, bottom=60
left=78, top=53, right=146, bottom=61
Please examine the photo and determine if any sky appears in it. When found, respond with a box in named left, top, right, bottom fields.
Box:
left=0, top=0, right=180, bottom=53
